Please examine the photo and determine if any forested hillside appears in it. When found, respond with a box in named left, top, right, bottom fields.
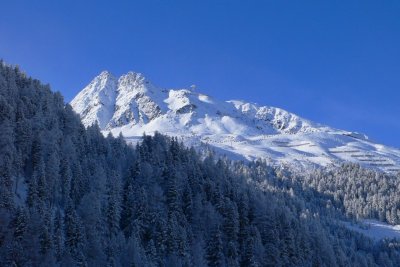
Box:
left=1, top=62, right=400, bottom=266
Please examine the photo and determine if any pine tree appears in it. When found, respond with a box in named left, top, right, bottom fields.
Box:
left=166, top=170, right=180, bottom=214
left=106, top=172, right=122, bottom=238
left=53, top=209, right=64, bottom=262
left=206, top=226, right=225, bottom=267
left=64, top=201, right=86, bottom=265
left=0, top=106, right=14, bottom=209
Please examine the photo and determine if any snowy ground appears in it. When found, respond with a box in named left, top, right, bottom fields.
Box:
left=342, top=220, right=400, bottom=240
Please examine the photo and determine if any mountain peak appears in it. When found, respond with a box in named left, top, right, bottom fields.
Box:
left=94, top=70, right=116, bottom=81
left=120, top=71, right=143, bottom=80
left=99, top=70, right=112, bottom=76
left=117, top=71, right=154, bottom=91
left=70, top=71, right=118, bottom=129
left=126, top=70, right=142, bottom=77
left=71, top=71, right=400, bottom=174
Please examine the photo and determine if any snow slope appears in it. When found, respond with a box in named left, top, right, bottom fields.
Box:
left=71, top=71, right=400, bottom=173
left=342, top=220, right=400, bottom=240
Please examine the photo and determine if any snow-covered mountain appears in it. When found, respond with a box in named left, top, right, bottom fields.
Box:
left=71, top=71, right=400, bottom=173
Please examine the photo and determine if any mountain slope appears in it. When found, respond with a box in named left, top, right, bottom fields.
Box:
left=71, top=71, right=400, bottom=173
left=7, top=62, right=400, bottom=266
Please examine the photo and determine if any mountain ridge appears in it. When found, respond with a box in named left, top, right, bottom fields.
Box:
left=71, top=71, right=400, bottom=173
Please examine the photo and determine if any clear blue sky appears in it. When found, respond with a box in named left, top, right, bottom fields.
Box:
left=1, top=1, right=399, bottom=147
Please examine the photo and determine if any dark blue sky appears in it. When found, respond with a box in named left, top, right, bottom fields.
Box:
left=1, top=1, right=399, bottom=147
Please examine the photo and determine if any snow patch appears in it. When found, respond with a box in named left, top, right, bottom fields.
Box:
left=343, top=220, right=400, bottom=240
